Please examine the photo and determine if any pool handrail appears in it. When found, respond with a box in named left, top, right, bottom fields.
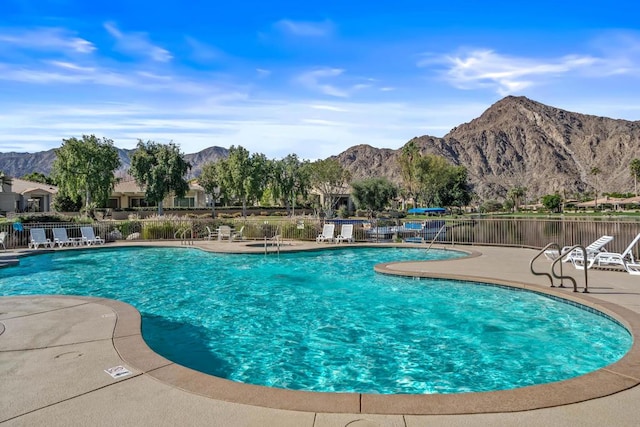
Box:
left=530, top=242, right=565, bottom=288
left=552, top=245, right=589, bottom=293
left=424, top=223, right=447, bottom=253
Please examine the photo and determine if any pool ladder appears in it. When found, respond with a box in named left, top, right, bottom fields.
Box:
left=264, top=227, right=282, bottom=256
left=530, top=243, right=588, bottom=293
left=424, top=223, right=447, bottom=253
left=175, top=227, right=194, bottom=245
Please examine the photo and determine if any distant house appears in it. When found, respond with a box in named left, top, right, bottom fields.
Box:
left=108, top=180, right=207, bottom=209
left=0, top=177, right=58, bottom=214
left=575, top=196, right=625, bottom=210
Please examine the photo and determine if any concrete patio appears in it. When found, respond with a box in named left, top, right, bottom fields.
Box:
left=1, top=241, right=640, bottom=426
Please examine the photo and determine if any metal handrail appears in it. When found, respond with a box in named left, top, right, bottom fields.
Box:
left=264, top=227, right=282, bottom=256
left=551, top=245, right=589, bottom=293
left=425, top=224, right=447, bottom=253
left=263, top=235, right=281, bottom=254
left=530, top=243, right=565, bottom=288
left=178, top=228, right=194, bottom=245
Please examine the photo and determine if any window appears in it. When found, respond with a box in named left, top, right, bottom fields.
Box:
left=173, top=197, right=195, bottom=208
left=129, top=198, right=155, bottom=208
left=107, top=198, right=120, bottom=209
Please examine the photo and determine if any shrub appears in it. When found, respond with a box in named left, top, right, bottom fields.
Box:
left=337, top=206, right=350, bottom=218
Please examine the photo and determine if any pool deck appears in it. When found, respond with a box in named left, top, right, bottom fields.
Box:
left=2, top=240, right=640, bottom=426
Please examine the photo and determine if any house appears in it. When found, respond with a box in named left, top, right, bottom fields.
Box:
left=0, top=177, right=57, bottom=214
left=108, top=180, right=207, bottom=209
left=575, top=196, right=625, bottom=211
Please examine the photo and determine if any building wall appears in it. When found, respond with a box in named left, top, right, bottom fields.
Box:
left=0, top=193, right=17, bottom=214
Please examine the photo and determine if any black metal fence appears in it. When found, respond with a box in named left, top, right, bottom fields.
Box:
left=2, top=217, right=639, bottom=257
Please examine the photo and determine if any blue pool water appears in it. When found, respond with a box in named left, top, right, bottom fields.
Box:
left=0, top=247, right=631, bottom=394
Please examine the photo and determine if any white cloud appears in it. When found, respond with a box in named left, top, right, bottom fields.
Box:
left=295, top=68, right=376, bottom=98
left=104, top=22, right=172, bottom=62
left=256, top=68, right=271, bottom=78
left=297, top=68, right=348, bottom=97
left=0, top=27, right=95, bottom=54
left=310, top=104, right=348, bottom=112
left=184, top=36, right=225, bottom=63
left=422, top=49, right=599, bottom=95
left=48, top=60, right=96, bottom=72
left=0, top=95, right=487, bottom=160
left=273, top=19, right=334, bottom=37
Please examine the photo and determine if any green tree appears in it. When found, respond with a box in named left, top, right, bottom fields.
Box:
left=52, top=135, right=120, bottom=212
left=21, top=172, right=56, bottom=185
left=441, top=166, right=473, bottom=208
left=412, top=155, right=472, bottom=208
left=542, top=193, right=563, bottom=213
left=270, top=154, right=310, bottom=216
left=307, top=158, right=351, bottom=218
left=129, top=140, right=191, bottom=215
left=246, top=152, right=269, bottom=210
left=479, top=200, right=503, bottom=213
left=350, top=177, right=398, bottom=218
left=503, top=198, right=515, bottom=212
left=199, top=161, right=222, bottom=218
left=53, top=194, right=83, bottom=212
left=507, top=186, right=526, bottom=212
left=399, top=139, right=421, bottom=205
left=590, top=167, right=601, bottom=209
left=630, top=158, right=640, bottom=197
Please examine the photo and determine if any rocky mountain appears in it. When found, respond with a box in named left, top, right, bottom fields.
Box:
left=0, top=146, right=229, bottom=180
left=2, top=96, right=639, bottom=200
left=334, top=96, right=640, bottom=199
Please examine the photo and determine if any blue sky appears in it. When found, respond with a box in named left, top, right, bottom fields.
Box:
left=1, top=1, right=639, bottom=159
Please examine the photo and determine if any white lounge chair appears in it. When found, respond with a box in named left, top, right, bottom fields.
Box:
left=336, top=224, right=354, bottom=243
left=218, top=225, right=232, bottom=241
left=52, top=228, right=76, bottom=247
left=29, top=228, right=53, bottom=249
left=626, top=263, right=640, bottom=275
left=0, top=231, right=6, bottom=250
left=316, top=223, right=335, bottom=243
left=81, top=226, right=105, bottom=245
left=544, top=235, right=613, bottom=262
left=576, top=233, right=640, bottom=272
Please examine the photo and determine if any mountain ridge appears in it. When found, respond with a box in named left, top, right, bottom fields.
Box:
left=2, top=96, right=639, bottom=200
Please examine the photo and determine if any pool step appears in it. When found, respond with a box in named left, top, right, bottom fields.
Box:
left=0, top=251, right=20, bottom=267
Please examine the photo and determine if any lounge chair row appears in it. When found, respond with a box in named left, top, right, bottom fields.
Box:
left=316, top=224, right=354, bottom=243
left=29, top=227, right=105, bottom=249
left=545, top=233, right=640, bottom=275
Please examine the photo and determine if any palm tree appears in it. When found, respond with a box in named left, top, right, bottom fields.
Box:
left=507, top=186, right=526, bottom=212
left=590, top=167, right=601, bottom=209
left=631, top=159, right=640, bottom=197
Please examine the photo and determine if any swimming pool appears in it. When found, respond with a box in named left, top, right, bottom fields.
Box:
left=0, top=246, right=631, bottom=394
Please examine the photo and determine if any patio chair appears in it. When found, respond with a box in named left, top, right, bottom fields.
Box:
left=316, top=223, right=335, bottom=243
left=52, top=228, right=75, bottom=247
left=81, top=226, right=105, bottom=245
left=232, top=225, right=244, bottom=242
left=0, top=231, right=6, bottom=250
left=29, top=228, right=54, bottom=249
left=336, top=224, right=354, bottom=243
left=218, top=225, right=232, bottom=241
left=575, top=232, right=640, bottom=272
left=544, top=235, right=613, bottom=262
left=205, top=226, right=217, bottom=241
